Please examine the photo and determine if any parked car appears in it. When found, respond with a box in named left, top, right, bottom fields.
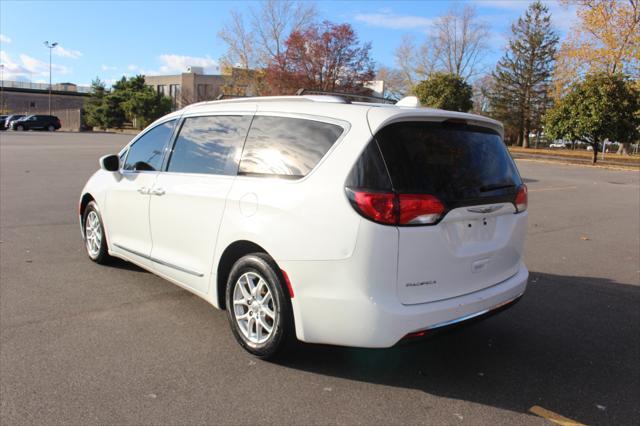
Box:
left=4, top=114, right=25, bottom=129
left=11, top=114, right=61, bottom=131
left=0, top=115, right=7, bottom=130
left=79, top=95, right=529, bottom=358
left=549, top=141, right=567, bottom=149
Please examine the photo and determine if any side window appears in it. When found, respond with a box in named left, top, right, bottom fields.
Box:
left=167, top=115, right=251, bottom=175
left=238, top=116, right=344, bottom=178
left=123, top=120, right=175, bottom=171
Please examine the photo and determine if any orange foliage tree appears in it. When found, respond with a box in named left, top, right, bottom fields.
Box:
left=554, top=0, right=640, bottom=96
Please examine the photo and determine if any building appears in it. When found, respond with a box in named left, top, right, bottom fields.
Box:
left=0, top=81, right=90, bottom=131
left=144, top=66, right=226, bottom=109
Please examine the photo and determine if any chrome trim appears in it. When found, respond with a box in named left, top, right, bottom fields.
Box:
left=113, top=243, right=204, bottom=277
left=426, top=293, right=523, bottom=330
left=467, top=205, right=503, bottom=214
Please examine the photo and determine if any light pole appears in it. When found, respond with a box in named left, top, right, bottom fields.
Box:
left=44, top=41, right=58, bottom=115
left=0, top=64, right=4, bottom=114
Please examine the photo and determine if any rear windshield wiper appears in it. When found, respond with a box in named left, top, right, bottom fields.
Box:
left=479, top=183, right=515, bottom=192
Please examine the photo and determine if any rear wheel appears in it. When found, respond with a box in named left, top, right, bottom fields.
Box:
left=225, top=253, right=294, bottom=359
left=47, top=124, right=55, bottom=131
left=83, top=201, right=112, bottom=264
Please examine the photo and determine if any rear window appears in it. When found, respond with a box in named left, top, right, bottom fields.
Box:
left=374, top=121, right=522, bottom=207
left=238, top=115, right=344, bottom=178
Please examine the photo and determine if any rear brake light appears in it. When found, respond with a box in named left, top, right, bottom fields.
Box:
left=351, top=191, right=396, bottom=224
left=347, top=189, right=445, bottom=225
left=398, top=194, right=445, bottom=225
left=515, top=184, right=527, bottom=213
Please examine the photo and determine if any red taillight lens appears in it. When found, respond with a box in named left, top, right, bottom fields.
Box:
left=398, top=194, right=445, bottom=225
left=351, top=191, right=397, bottom=224
left=347, top=190, right=445, bottom=225
left=515, top=184, right=527, bottom=213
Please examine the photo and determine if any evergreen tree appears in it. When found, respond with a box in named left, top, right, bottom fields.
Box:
left=83, top=78, right=107, bottom=129
left=489, top=1, right=558, bottom=147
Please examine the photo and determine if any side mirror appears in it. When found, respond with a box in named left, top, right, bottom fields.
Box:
left=99, top=154, right=120, bottom=172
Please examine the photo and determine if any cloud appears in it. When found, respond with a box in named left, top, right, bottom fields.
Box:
left=0, top=34, right=11, bottom=44
left=101, top=65, right=117, bottom=71
left=127, top=64, right=140, bottom=71
left=0, top=51, right=71, bottom=81
left=53, top=45, right=82, bottom=59
left=157, top=54, right=220, bottom=74
left=354, top=12, right=433, bottom=30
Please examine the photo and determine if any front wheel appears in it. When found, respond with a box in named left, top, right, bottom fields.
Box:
left=225, top=253, right=294, bottom=359
left=16, top=125, right=24, bottom=131
left=83, top=201, right=113, bottom=264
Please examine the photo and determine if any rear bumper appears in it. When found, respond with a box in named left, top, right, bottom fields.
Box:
left=287, top=263, right=528, bottom=348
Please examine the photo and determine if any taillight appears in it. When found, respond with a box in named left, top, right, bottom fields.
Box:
left=398, top=194, right=445, bottom=225
left=514, top=184, right=527, bottom=213
left=347, top=189, right=445, bottom=226
left=351, top=191, right=396, bottom=224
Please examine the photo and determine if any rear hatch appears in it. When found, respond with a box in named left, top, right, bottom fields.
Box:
left=346, top=118, right=527, bottom=305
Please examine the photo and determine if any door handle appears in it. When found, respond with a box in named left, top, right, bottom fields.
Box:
left=137, top=186, right=149, bottom=194
left=150, top=188, right=165, bottom=196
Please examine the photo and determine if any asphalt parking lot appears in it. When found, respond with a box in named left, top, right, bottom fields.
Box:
left=1, top=131, right=639, bottom=425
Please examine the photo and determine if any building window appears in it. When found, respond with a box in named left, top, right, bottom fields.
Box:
left=157, top=85, right=167, bottom=96
left=169, top=84, right=181, bottom=108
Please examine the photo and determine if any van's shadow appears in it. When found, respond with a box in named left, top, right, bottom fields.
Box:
left=277, top=272, right=640, bottom=425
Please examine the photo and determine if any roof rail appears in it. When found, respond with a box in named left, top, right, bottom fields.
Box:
left=182, top=94, right=350, bottom=110
left=296, top=88, right=396, bottom=105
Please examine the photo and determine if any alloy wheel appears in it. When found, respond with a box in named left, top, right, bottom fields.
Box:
left=85, top=210, right=102, bottom=258
left=232, top=272, right=277, bottom=344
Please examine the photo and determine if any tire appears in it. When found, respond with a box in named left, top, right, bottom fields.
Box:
left=47, top=124, right=55, bottom=131
left=225, top=253, right=294, bottom=359
left=82, top=201, right=112, bottom=264
left=16, top=125, right=24, bottom=131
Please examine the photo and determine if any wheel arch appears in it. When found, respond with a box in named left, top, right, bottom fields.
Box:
left=216, top=240, right=281, bottom=310
left=79, top=193, right=96, bottom=225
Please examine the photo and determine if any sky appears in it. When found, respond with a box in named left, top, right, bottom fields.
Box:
left=0, top=0, right=577, bottom=87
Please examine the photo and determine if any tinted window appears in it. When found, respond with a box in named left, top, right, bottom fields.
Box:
left=239, top=116, right=343, bottom=178
left=123, top=120, right=175, bottom=171
left=375, top=122, right=522, bottom=207
left=167, top=115, right=251, bottom=175
left=345, top=140, right=392, bottom=191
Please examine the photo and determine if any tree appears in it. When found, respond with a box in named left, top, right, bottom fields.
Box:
left=430, top=5, right=490, bottom=80
left=413, top=72, right=473, bottom=112
left=543, top=73, right=640, bottom=163
left=83, top=75, right=171, bottom=130
left=489, top=1, right=559, bottom=148
left=218, top=0, right=317, bottom=94
left=375, top=66, right=407, bottom=100
left=264, top=21, right=375, bottom=95
left=84, top=78, right=107, bottom=129
left=554, top=0, right=640, bottom=96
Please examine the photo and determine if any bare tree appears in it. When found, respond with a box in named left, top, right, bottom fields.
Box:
left=251, top=0, right=317, bottom=63
left=375, top=66, right=407, bottom=100
left=218, top=10, right=257, bottom=69
left=430, top=5, right=490, bottom=80
left=218, top=0, right=317, bottom=70
left=394, top=35, right=437, bottom=92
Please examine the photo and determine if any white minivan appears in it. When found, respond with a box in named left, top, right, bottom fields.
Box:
left=79, top=95, right=528, bottom=358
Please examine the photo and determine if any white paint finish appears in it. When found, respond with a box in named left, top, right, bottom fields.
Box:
left=397, top=206, right=527, bottom=305
left=79, top=95, right=529, bottom=348
left=148, top=172, right=234, bottom=293
left=103, top=171, right=158, bottom=267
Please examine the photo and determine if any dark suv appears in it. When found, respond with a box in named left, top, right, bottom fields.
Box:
left=11, top=115, right=61, bottom=131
